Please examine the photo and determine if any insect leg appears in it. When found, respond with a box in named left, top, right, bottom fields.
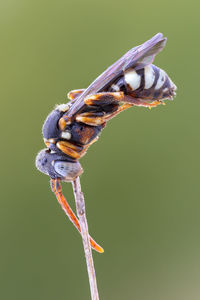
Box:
left=56, top=141, right=83, bottom=159
left=60, top=92, right=124, bottom=129
left=84, top=92, right=124, bottom=106
left=123, top=95, right=164, bottom=108
left=60, top=92, right=128, bottom=128
left=74, top=92, right=127, bottom=125
left=76, top=112, right=107, bottom=126
left=76, top=103, right=132, bottom=126
left=84, top=92, right=161, bottom=109
left=50, top=178, right=104, bottom=253
left=57, top=90, right=86, bottom=130
left=67, top=89, right=85, bottom=100
left=102, top=103, right=133, bottom=121
left=56, top=140, right=93, bottom=159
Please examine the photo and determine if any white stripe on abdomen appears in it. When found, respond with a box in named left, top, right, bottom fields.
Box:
left=144, top=65, right=155, bottom=89
left=155, top=68, right=166, bottom=90
left=124, top=69, right=141, bottom=90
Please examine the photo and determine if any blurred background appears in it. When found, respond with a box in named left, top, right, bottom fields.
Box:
left=0, top=0, right=199, bottom=299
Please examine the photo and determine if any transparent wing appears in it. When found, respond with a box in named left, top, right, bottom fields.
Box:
left=67, top=33, right=167, bottom=117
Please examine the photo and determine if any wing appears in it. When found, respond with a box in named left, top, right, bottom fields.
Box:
left=67, top=33, right=167, bottom=117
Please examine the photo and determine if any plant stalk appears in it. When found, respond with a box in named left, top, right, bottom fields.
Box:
left=72, top=177, right=100, bottom=300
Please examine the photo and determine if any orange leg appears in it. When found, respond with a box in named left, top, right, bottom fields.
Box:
left=50, top=178, right=104, bottom=253
left=123, top=95, right=164, bottom=108
left=103, top=103, right=132, bottom=121
left=84, top=92, right=163, bottom=109
left=67, top=89, right=85, bottom=101
left=84, top=92, right=124, bottom=105
left=133, top=99, right=163, bottom=109
left=56, top=141, right=83, bottom=159
left=59, top=91, right=125, bottom=129
left=76, top=103, right=133, bottom=126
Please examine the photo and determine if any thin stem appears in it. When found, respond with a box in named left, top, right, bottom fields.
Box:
left=72, top=177, right=100, bottom=300
left=50, top=179, right=104, bottom=253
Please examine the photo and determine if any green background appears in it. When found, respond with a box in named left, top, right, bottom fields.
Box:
left=0, top=0, right=199, bottom=299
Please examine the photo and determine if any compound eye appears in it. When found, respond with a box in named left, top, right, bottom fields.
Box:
left=54, top=161, right=68, bottom=177
left=40, top=157, right=48, bottom=166
left=54, top=161, right=83, bottom=181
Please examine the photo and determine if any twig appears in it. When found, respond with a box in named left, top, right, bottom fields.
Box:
left=72, top=177, right=100, bottom=300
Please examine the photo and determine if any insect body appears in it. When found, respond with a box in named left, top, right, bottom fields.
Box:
left=36, top=33, right=176, bottom=253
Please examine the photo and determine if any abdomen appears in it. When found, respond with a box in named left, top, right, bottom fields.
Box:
left=108, top=64, right=176, bottom=101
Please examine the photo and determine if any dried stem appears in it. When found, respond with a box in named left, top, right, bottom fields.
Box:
left=72, top=177, right=100, bottom=300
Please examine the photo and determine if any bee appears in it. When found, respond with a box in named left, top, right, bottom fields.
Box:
left=36, top=33, right=176, bottom=253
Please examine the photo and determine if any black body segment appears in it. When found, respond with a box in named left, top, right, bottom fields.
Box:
left=42, top=109, right=62, bottom=140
